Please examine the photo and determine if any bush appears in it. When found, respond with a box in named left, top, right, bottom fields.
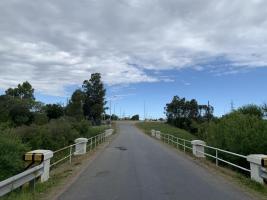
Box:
left=9, top=104, right=33, bottom=126
left=73, top=120, right=92, bottom=137
left=237, top=104, right=264, bottom=119
left=14, top=118, right=79, bottom=151
left=0, top=130, right=29, bottom=181
left=206, top=112, right=267, bottom=169
left=33, top=113, right=49, bottom=125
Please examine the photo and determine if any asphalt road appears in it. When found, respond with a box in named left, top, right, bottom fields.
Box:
left=57, top=122, right=254, bottom=200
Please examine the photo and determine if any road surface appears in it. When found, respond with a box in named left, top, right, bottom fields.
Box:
left=58, top=122, right=254, bottom=200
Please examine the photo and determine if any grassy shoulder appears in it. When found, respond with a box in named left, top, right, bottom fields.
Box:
left=136, top=121, right=197, bottom=141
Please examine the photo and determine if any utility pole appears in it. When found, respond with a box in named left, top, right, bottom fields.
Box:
left=230, top=100, right=234, bottom=111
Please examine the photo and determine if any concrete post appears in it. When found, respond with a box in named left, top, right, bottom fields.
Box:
left=155, top=131, right=161, bottom=139
left=105, top=129, right=113, bottom=137
left=247, top=154, right=267, bottom=184
left=151, top=129, right=156, bottom=137
left=191, top=140, right=206, bottom=158
left=27, top=150, right=53, bottom=182
left=74, top=138, right=88, bottom=155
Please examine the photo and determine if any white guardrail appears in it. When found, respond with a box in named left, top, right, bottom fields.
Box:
left=151, top=129, right=267, bottom=184
left=0, top=129, right=113, bottom=197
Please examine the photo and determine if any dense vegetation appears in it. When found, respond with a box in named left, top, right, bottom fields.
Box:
left=0, top=73, right=107, bottom=181
left=165, top=96, right=267, bottom=171
left=165, top=96, right=213, bottom=133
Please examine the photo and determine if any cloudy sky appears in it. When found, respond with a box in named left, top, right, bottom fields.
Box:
left=1, top=0, right=267, bottom=118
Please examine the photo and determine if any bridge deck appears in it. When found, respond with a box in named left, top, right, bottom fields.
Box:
left=58, top=122, right=254, bottom=200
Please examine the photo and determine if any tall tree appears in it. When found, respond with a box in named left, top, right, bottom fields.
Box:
left=66, top=89, right=85, bottom=121
left=5, top=81, right=34, bottom=100
left=82, top=73, right=106, bottom=125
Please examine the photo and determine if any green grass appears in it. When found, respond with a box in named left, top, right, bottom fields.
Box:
left=136, top=121, right=197, bottom=141
left=89, top=125, right=108, bottom=136
left=234, top=173, right=267, bottom=197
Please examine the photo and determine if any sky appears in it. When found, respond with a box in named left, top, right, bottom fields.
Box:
left=0, top=0, right=267, bottom=119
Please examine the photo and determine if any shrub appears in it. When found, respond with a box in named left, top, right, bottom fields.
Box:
left=33, top=113, right=49, bottom=125
left=14, top=118, right=79, bottom=151
left=206, top=112, right=267, bottom=169
left=0, top=130, right=29, bottom=181
left=73, top=120, right=92, bottom=137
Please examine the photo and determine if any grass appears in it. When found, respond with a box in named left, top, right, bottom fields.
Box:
left=136, top=121, right=197, bottom=141
left=89, top=125, right=109, bottom=136
left=235, top=174, right=267, bottom=197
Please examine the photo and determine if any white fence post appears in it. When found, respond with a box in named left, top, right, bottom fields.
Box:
left=74, top=138, right=88, bottom=155
left=191, top=140, right=206, bottom=158
left=151, top=129, right=156, bottom=137
left=155, top=131, right=161, bottom=139
left=26, top=150, right=53, bottom=182
left=247, top=154, right=267, bottom=184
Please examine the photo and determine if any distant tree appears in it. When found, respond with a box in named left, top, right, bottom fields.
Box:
left=111, top=114, right=119, bottom=120
left=165, top=96, right=213, bottom=133
left=5, top=81, right=34, bottom=100
left=66, top=89, right=85, bottom=121
left=82, top=73, right=106, bottom=125
left=131, top=114, right=139, bottom=120
left=45, top=104, right=64, bottom=120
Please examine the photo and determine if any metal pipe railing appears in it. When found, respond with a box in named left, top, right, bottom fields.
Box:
left=51, top=132, right=110, bottom=168
left=155, top=131, right=250, bottom=173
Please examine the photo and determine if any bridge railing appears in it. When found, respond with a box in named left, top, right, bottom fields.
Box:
left=0, top=164, right=43, bottom=197
left=198, top=143, right=250, bottom=173
left=151, top=129, right=266, bottom=184
left=0, top=129, right=114, bottom=197
left=50, top=132, right=108, bottom=168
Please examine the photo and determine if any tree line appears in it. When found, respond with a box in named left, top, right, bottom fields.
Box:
left=0, top=73, right=106, bottom=127
left=165, top=95, right=267, bottom=171
left=165, top=96, right=213, bottom=133
left=0, top=73, right=107, bottom=181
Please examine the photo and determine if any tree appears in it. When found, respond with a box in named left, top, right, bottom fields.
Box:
left=9, top=103, right=33, bottom=126
left=45, top=104, right=64, bottom=120
left=131, top=114, right=139, bottom=120
left=82, top=73, right=106, bottom=125
left=5, top=81, right=34, bottom=100
left=66, top=89, right=85, bottom=121
left=165, top=96, right=214, bottom=133
left=111, top=114, right=119, bottom=120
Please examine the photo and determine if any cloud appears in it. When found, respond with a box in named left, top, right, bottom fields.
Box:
left=0, top=0, right=267, bottom=95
